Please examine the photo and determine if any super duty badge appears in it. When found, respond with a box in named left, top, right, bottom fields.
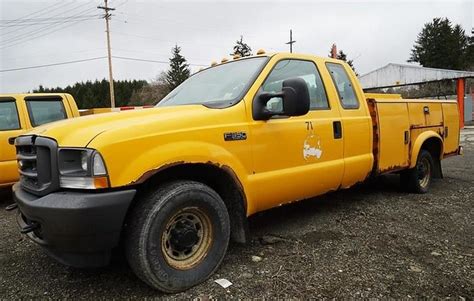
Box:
left=224, top=132, right=247, bottom=141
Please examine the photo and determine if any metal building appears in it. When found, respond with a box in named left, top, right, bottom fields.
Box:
left=358, top=63, right=474, bottom=126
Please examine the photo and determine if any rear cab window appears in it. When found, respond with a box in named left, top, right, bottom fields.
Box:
left=326, top=63, right=359, bottom=109
left=25, top=96, right=67, bottom=127
left=0, top=100, right=21, bottom=131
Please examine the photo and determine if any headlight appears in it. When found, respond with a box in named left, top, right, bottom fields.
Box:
left=58, top=148, right=109, bottom=189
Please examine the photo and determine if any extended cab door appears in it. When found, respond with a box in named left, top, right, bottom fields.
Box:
left=0, top=96, right=27, bottom=186
left=325, top=63, right=373, bottom=188
left=248, top=58, right=344, bottom=212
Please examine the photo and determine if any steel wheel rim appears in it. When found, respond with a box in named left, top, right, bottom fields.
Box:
left=417, top=157, right=431, bottom=188
left=161, top=207, right=213, bottom=270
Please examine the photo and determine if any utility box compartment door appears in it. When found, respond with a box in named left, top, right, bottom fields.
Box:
left=441, top=102, right=460, bottom=155
left=408, top=102, right=443, bottom=127
left=376, top=102, right=410, bottom=172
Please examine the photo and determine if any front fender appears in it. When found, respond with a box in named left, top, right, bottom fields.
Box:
left=409, top=130, right=443, bottom=168
left=106, top=141, right=250, bottom=189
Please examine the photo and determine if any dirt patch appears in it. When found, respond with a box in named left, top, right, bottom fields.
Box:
left=1, top=138, right=473, bottom=299
left=302, top=230, right=343, bottom=243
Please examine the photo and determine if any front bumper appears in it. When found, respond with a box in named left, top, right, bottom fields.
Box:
left=13, top=183, right=136, bottom=268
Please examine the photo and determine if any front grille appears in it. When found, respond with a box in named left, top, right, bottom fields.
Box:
left=16, top=135, right=59, bottom=196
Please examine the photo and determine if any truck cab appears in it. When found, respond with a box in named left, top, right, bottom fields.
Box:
left=9, top=52, right=461, bottom=293
left=0, top=94, right=79, bottom=187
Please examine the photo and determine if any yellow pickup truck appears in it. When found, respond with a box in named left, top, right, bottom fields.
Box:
left=0, top=94, right=80, bottom=188
left=10, top=52, right=461, bottom=293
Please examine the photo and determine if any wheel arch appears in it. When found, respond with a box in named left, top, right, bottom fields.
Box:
left=132, top=162, right=249, bottom=244
left=409, top=131, right=444, bottom=178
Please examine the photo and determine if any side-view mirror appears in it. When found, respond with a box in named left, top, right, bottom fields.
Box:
left=253, top=77, right=310, bottom=120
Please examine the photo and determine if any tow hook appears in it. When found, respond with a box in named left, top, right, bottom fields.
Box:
left=5, top=203, right=18, bottom=211
left=21, top=222, right=39, bottom=234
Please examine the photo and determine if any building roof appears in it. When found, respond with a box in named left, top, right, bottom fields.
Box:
left=358, top=63, right=474, bottom=89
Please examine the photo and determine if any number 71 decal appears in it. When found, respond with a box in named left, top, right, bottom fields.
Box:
left=303, top=121, right=322, bottom=160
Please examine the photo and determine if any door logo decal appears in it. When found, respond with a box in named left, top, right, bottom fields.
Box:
left=303, top=121, right=322, bottom=160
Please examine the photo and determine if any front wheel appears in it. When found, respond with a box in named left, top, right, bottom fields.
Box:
left=125, top=181, right=230, bottom=293
left=400, top=149, right=434, bottom=193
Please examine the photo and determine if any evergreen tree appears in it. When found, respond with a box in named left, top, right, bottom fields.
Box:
left=32, top=79, right=148, bottom=109
left=466, top=35, right=474, bottom=71
left=409, top=18, right=470, bottom=70
left=231, top=35, right=252, bottom=57
left=328, top=48, right=358, bottom=75
left=165, top=45, right=191, bottom=91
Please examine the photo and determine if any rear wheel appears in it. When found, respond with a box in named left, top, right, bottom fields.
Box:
left=400, top=149, right=434, bottom=193
left=125, top=181, right=230, bottom=293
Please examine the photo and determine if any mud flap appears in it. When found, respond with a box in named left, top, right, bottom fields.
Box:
left=433, top=158, right=443, bottom=179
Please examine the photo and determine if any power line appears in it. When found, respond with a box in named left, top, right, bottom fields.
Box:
left=0, top=16, right=100, bottom=50
left=111, top=47, right=209, bottom=64
left=1, top=1, right=69, bottom=24
left=111, top=0, right=129, bottom=9
left=0, top=15, right=101, bottom=27
left=0, top=57, right=107, bottom=73
left=1, top=15, right=99, bottom=23
left=0, top=55, right=208, bottom=73
left=1, top=48, right=107, bottom=63
left=0, top=7, right=101, bottom=49
left=1, top=5, right=98, bottom=45
left=113, top=56, right=207, bottom=67
left=1, top=47, right=209, bottom=65
left=0, top=1, right=82, bottom=36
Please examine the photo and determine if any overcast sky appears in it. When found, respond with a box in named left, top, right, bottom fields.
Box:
left=0, top=0, right=473, bottom=93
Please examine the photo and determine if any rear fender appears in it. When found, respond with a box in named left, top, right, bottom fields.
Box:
left=409, top=131, right=443, bottom=169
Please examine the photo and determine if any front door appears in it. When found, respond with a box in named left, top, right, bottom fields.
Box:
left=248, top=58, right=344, bottom=212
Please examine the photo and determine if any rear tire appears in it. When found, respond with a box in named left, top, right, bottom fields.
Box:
left=400, top=150, right=434, bottom=193
left=125, top=180, right=230, bottom=293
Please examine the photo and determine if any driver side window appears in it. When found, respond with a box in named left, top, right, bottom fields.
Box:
left=262, top=59, right=329, bottom=111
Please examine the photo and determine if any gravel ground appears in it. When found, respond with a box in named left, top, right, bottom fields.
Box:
left=1, top=128, right=473, bottom=299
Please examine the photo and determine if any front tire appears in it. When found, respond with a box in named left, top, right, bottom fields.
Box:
left=400, top=149, right=434, bottom=193
left=125, top=181, right=230, bottom=293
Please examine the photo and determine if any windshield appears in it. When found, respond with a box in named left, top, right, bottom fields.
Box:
left=158, top=57, right=268, bottom=107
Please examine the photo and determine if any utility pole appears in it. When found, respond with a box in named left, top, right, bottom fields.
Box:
left=98, top=0, right=116, bottom=108
left=286, top=29, right=296, bottom=53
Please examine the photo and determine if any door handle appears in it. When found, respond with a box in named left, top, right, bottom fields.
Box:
left=333, top=121, right=342, bottom=139
left=8, top=137, right=16, bottom=145
left=423, top=106, right=430, bottom=114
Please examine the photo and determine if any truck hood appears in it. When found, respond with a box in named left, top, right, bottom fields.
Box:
left=26, top=105, right=210, bottom=147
